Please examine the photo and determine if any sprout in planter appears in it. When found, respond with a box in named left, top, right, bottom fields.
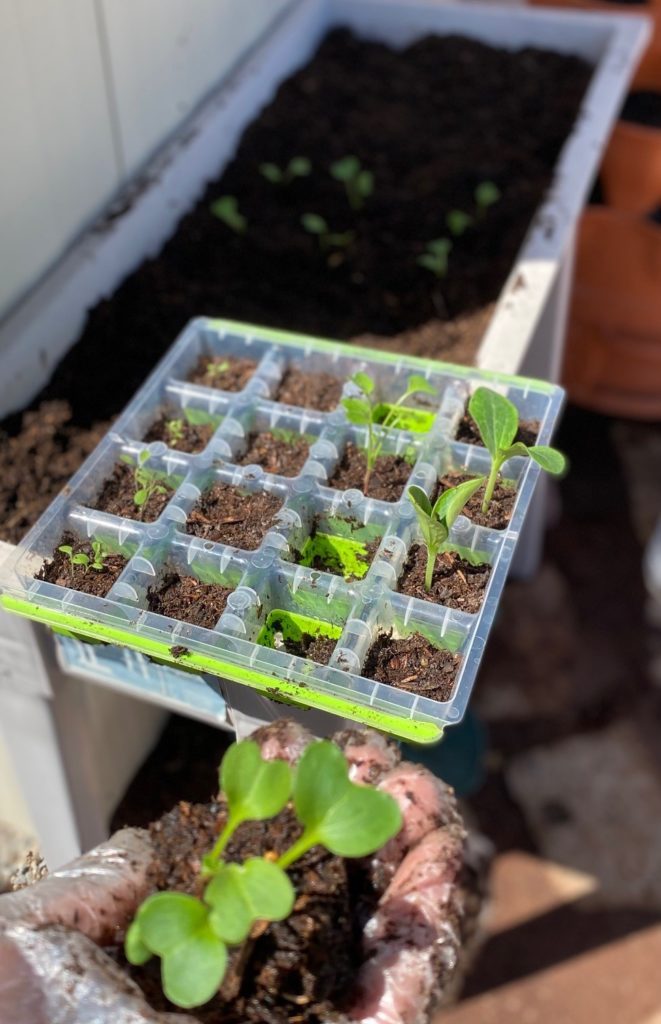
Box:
left=58, top=540, right=110, bottom=574
left=125, top=739, right=401, bottom=1009
left=260, top=156, right=311, bottom=185
left=468, top=387, right=567, bottom=514
left=210, top=196, right=247, bottom=234
left=342, top=372, right=436, bottom=493
left=408, top=477, right=486, bottom=592
left=474, top=180, right=501, bottom=216
left=206, top=359, right=230, bottom=378
left=121, top=451, right=169, bottom=510
left=165, top=418, right=185, bottom=447
left=417, top=237, right=452, bottom=279
left=330, top=156, right=374, bottom=211
left=301, top=213, right=355, bottom=251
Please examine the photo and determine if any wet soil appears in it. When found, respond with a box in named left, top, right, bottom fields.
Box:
left=436, top=471, right=516, bottom=530
left=94, top=462, right=175, bottom=523
left=186, top=485, right=282, bottom=549
left=456, top=413, right=539, bottom=448
left=275, top=368, right=343, bottom=412
left=147, top=572, right=233, bottom=629
left=144, top=411, right=216, bottom=454
left=238, top=431, right=310, bottom=476
left=188, top=355, right=257, bottom=391
left=363, top=631, right=460, bottom=702
left=36, top=532, right=127, bottom=598
left=0, top=31, right=591, bottom=544
left=621, top=92, right=661, bottom=128
left=399, top=545, right=492, bottom=612
left=329, top=442, right=412, bottom=502
left=269, top=632, right=337, bottom=665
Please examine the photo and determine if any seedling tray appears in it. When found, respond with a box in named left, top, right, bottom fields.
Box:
left=0, top=319, right=564, bottom=742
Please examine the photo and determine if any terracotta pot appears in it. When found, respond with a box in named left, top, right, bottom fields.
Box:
left=526, top=0, right=661, bottom=90
left=601, top=117, right=661, bottom=213
left=562, top=206, right=661, bottom=418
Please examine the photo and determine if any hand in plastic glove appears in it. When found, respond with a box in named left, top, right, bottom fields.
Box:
left=0, top=722, right=472, bottom=1024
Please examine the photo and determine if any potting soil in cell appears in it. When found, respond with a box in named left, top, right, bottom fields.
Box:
left=0, top=318, right=565, bottom=742
left=0, top=30, right=591, bottom=544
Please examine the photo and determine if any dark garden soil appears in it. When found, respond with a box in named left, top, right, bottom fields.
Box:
left=186, top=484, right=282, bottom=549
left=188, top=355, right=257, bottom=392
left=437, top=471, right=516, bottom=530
left=94, top=463, right=175, bottom=523
left=269, top=632, right=337, bottom=665
left=329, top=442, right=411, bottom=501
left=238, top=431, right=310, bottom=476
left=147, top=572, right=233, bottom=629
left=144, top=411, right=216, bottom=453
left=0, top=31, right=591, bottom=545
left=36, top=532, right=127, bottom=597
left=119, top=799, right=367, bottom=1023
left=275, top=368, right=343, bottom=412
left=456, top=412, right=539, bottom=447
left=621, top=92, right=661, bottom=128
left=399, top=545, right=492, bottom=612
left=363, top=631, right=460, bottom=702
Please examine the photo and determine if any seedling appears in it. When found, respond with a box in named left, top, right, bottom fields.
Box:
left=121, top=450, right=168, bottom=510
left=408, top=478, right=486, bottom=591
left=342, top=372, right=436, bottom=492
left=165, top=419, right=185, bottom=446
left=125, top=739, right=400, bottom=1009
left=330, top=156, right=374, bottom=211
left=446, top=210, right=473, bottom=237
left=417, top=238, right=452, bottom=280
left=475, top=180, right=501, bottom=216
left=301, top=213, right=355, bottom=251
left=260, top=156, right=311, bottom=185
left=58, top=540, right=110, bottom=574
left=210, top=196, right=247, bottom=234
left=468, top=387, right=567, bottom=513
left=206, top=359, right=230, bottom=378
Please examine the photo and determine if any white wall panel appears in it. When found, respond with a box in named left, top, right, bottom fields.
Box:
left=99, top=0, right=293, bottom=178
left=0, top=0, right=120, bottom=318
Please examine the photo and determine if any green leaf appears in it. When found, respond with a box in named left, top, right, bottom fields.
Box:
left=358, top=169, right=374, bottom=198
left=259, top=163, right=282, bottom=183
left=408, top=485, right=432, bottom=518
left=317, top=784, right=402, bottom=857
left=432, top=476, right=486, bottom=529
left=134, top=488, right=148, bottom=506
left=71, top=553, right=90, bottom=567
left=124, top=921, right=152, bottom=966
left=137, top=892, right=208, bottom=955
left=120, top=453, right=135, bottom=466
left=446, top=210, right=473, bottom=236
left=289, top=156, right=311, bottom=177
left=528, top=445, right=567, bottom=475
left=468, top=387, right=519, bottom=458
left=352, top=371, right=374, bottom=396
left=162, top=925, right=227, bottom=1009
left=294, top=741, right=351, bottom=828
left=205, top=858, right=294, bottom=944
left=330, top=155, right=360, bottom=181
left=138, top=449, right=150, bottom=465
left=428, top=238, right=452, bottom=257
left=220, top=741, right=292, bottom=823
left=475, top=181, right=501, bottom=210
left=406, top=374, right=436, bottom=396
left=210, top=196, right=246, bottom=234
left=58, top=545, right=73, bottom=556
left=417, top=253, right=444, bottom=276
left=301, top=212, right=327, bottom=235
left=341, top=396, right=373, bottom=426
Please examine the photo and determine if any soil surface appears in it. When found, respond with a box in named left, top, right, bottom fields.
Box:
left=399, top=545, right=492, bottom=612
left=269, top=632, right=337, bottom=665
left=456, top=413, right=539, bottom=448
left=238, top=431, right=310, bottom=476
left=188, top=355, right=257, bottom=392
left=0, top=31, right=591, bottom=545
left=329, top=442, right=411, bottom=501
left=186, top=485, right=282, bottom=549
left=144, top=411, right=216, bottom=453
left=121, top=799, right=367, bottom=1023
left=363, top=631, right=460, bottom=701
left=437, top=471, right=516, bottom=530
left=94, top=462, right=175, bottom=523
left=275, top=368, right=343, bottom=412
left=147, top=572, right=233, bottom=629
left=36, top=532, right=127, bottom=597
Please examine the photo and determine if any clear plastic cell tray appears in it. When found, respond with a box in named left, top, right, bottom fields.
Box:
left=0, top=319, right=564, bottom=742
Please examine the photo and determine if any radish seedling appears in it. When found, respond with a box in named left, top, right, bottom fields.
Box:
left=475, top=180, right=501, bottom=216
left=468, top=387, right=566, bottom=513
left=165, top=419, right=185, bottom=446
left=121, top=450, right=169, bottom=511
left=417, top=238, right=452, bottom=279
left=408, top=478, right=487, bottom=591
left=125, top=739, right=400, bottom=1010
left=260, top=157, right=311, bottom=185
left=330, top=156, right=374, bottom=211
left=210, top=196, right=247, bottom=234
left=301, top=213, right=354, bottom=251
left=58, top=540, right=110, bottom=574
left=342, top=372, right=436, bottom=493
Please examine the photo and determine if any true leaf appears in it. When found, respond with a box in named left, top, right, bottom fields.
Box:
left=220, top=740, right=291, bottom=823
left=468, top=387, right=518, bottom=457
left=342, top=396, right=372, bottom=426
left=205, top=858, right=294, bottom=944
left=161, top=925, right=227, bottom=1009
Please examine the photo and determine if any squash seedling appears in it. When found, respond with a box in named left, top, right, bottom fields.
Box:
left=121, top=450, right=169, bottom=511
left=260, top=157, right=311, bottom=185
left=408, top=478, right=486, bottom=592
left=468, top=387, right=567, bottom=514
left=125, top=739, right=400, bottom=1010
left=210, top=196, right=247, bottom=234
left=417, top=238, right=452, bottom=279
left=342, top=372, right=436, bottom=493
left=58, top=539, right=110, bottom=574
left=330, top=156, right=374, bottom=211
left=301, top=213, right=355, bottom=251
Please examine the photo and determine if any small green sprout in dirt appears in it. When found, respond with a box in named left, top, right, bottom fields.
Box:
left=342, top=372, right=436, bottom=493
left=468, top=387, right=567, bottom=514
left=260, top=157, right=311, bottom=185
left=125, top=739, right=400, bottom=1009
left=165, top=419, right=185, bottom=446
left=301, top=213, right=355, bottom=251
left=417, top=238, right=452, bottom=279
left=58, top=540, right=110, bottom=574
left=121, top=450, right=168, bottom=510
left=206, top=359, right=230, bottom=378
left=210, top=196, right=247, bottom=234
left=474, top=180, right=501, bottom=216
left=445, top=210, right=472, bottom=238
left=408, top=478, right=486, bottom=591
left=330, top=156, right=374, bottom=211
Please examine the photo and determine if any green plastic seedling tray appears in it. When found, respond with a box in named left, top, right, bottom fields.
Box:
left=0, top=318, right=564, bottom=742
